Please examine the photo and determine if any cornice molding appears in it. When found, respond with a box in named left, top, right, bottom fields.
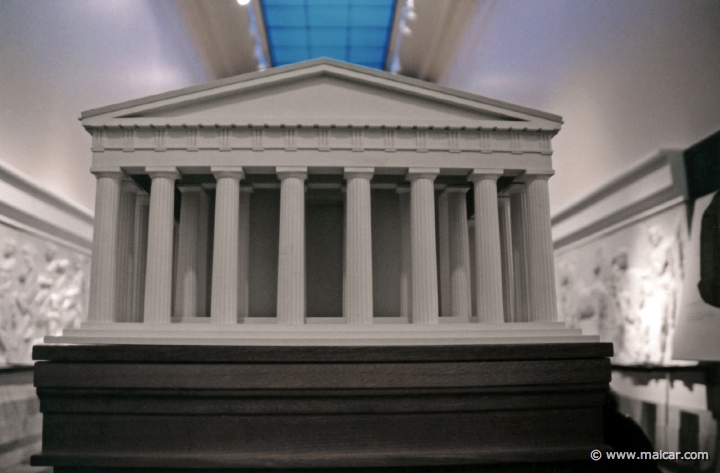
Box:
left=0, top=160, right=93, bottom=252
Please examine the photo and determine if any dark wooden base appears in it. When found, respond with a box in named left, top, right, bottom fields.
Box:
left=31, top=343, right=612, bottom=471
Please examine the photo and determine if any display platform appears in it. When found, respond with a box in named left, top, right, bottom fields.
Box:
left=31, top=342, right=612, bottom=471
left=44, top=321, right=596, bottom=346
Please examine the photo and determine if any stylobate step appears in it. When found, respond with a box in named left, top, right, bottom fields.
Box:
left=46, top=335, right=599, bottom=346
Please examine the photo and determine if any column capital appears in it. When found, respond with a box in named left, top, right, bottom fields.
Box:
left=467, top=169, right=503, bottom=182
left=211, top=166, right=244, bottom=180
left=500, top=182, right=526, bottom=196
left=90, top=166, right=125, bottom=180
left=145, top=166, right=181, bottom=180
left=120, top=179, right=139, bottom=192
left=241, top=185, right=254, bottom=193
left=406, top=168, right=440, bottom=181
left=276, top=166, right=307, bottom=180
left=517, top=169, right=555, bottom=182
left=442, top=186, right=470, bottom=195
left=344, top=167, right=374, bottom=180
left=177, top=184, right=205, bottom=193
left=396, top=185, right=411, bottom=194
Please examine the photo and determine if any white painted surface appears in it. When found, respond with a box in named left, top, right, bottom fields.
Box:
left=551, top=151, right=682, bottom=244
left=408, top=171, right=440, bottom=324
left=47, top=322, right=597, bottom=346
left=0, top=161, right=93, bottom=250
left=343, top=169, right=374, bottom=324
left=0, top=0, right=211, bottom=211
left=276, top=169, right=307, bottom=324
left=210, top=170, right=243, bottom=324
left=143, top=169, right=180, bottom=323
left=469, top=172, right=504, bottom=323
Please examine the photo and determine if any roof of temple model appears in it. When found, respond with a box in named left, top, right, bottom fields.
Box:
left=79, top=58, right=562, bottom=131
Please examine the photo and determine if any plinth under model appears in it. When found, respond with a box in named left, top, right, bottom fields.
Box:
left=33, top=59, right=611, bottom=472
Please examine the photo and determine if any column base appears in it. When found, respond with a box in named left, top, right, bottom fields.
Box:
left=44, top=321, right=598, bottom=346
left=31, top=343, right=612, bottom=471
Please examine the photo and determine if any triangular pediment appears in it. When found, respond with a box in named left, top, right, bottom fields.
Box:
left=81, top=59, right=562, bottom=130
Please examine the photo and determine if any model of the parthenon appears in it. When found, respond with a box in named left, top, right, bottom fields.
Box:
left=47, top=59, right=596, bottom=346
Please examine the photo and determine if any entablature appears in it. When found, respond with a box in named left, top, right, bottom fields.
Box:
left=88, top=126, right=554, bottom=156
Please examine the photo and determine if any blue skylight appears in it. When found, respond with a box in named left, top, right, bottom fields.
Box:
left=261, top=0, right=396, bottom=70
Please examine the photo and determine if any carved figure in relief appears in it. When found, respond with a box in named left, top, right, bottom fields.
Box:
left=0, top=230, right=89, bottom=365
left=610, top=248, right=648, bottom=364
left=557, top=223, right=684, bottom=366
left=557, top=251, right=620, bottom=351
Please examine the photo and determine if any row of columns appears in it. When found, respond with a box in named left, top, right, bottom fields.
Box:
left=88, top=166, right=557, bottom=325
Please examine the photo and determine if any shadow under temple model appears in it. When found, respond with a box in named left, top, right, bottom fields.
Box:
left=33, top=59, right=612, bottom=472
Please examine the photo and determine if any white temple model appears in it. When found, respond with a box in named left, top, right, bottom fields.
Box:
left=46, top=59, right=596, bottom=346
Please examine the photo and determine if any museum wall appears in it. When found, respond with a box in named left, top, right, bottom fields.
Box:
left=552, top=130, right=720, bottom=470
left=443, top=0, right=720, bottom=215
left=0, top=0, right=212, bottom=212
left=0, top=160, right=94, bottom=470
left=0, top=1, right=212, bottom=468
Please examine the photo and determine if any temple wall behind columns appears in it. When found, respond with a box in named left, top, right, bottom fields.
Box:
left=248, top=189, right=280, bottom=318
left=246, top=186, right=404, bottom=319
left=371, top=190, right=401, bottom=318
left=306, top=199, right=344, bottom=318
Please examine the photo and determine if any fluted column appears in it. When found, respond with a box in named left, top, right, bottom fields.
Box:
left=114, top=180, right=137, bottom=322
left=437, top=191, right=451, bottom=317
left=397, top=186, right=412, bottom=320
left=238, top=186, right=252, bottom=320
left=468, top=169, right=504, bottom=323
left=497, top=194, right=515, bottom=322
left=277, top=167, right=307, bottom=324
left=174, top=185, right=203, bottom=319
left=407, top=168, right=440, bottom=324
left=509, top=183, right=529, bottom=322
left=143, top=167, right=180, bottom=323
left=131, top=192, right=149, bottom=322
left=524, top=173, right=558, bottom=322
left=210, top=167, right=244, bottom=324
left=88, top=167, right=124, bottom=323
left=446, top=187, right=472, bottom=320
left=343, top=167, right=374, bottom=324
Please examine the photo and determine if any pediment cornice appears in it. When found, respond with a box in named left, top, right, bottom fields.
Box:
left=81, top=59, right=562, bottom=132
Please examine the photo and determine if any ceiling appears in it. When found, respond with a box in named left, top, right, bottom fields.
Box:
left=173, top=0, right=477, bottom=83
left=261, top=0, right=395, bottom=69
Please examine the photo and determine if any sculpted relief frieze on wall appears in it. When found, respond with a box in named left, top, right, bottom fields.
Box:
left=0, top=223, right=89, bottom=365
left=556, top=206, right=688, bottom=366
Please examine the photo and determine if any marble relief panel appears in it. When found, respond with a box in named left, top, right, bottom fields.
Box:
left=555, top=205, right=690, bottom=366
left=0, top=222, right=89, bottom=366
